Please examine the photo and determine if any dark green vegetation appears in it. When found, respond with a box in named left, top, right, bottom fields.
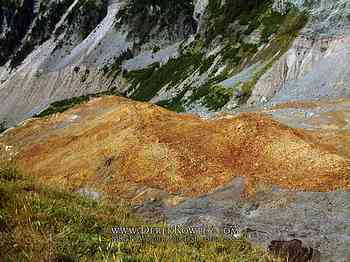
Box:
left=125, top=52, right=207, bottom=102
left=122, top=0, right=308, bottom=112
left=59, top=0, right=108, bottom=40
left=203, top=0, right=300, bottom=44
left=156, top=93, right=187, bottom=112
left=118, top=0, right=197, bottom=45
left=1, top=0, right=308, bottom=117
left=103, top=49, right=134, bottom=78
left=3, top=0, right=107, bottom=68
left=0, top=0, right=34, bottom=66
left=237, top=7, right=308, bottom=100
left=0, top=162, right=280, bottom=261
left=35, top=91, right=120, bottom=118
left=10, top=0, right=76, bottom=68
left=159, top=82, right=235, bottom=112
left=195, top=85, right=234, bottom=110
left=204, top=0, right=269, bottom=42
left=35, top=96, right=91, bottom=118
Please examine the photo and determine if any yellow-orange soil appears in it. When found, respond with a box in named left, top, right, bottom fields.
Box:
left=1, top=96, right=349, bottom=197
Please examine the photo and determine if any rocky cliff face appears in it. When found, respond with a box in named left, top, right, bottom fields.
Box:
left=0, top=0, right=197, bottom=125
left=249, top=0, right=350, bottom=105
left=0, top=0, right=349, bottom=154
left=2, top=0, right=348, bottom=126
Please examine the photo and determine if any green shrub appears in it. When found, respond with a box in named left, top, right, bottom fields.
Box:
left=203, top=86, right=234, bottom=110
left=278, top=7, right=308, bottom=36
left=156, top=89, right=188, bottom=113
left=261, top=11, right=285, bottom=42
left=119, top=0, right=196, bottom=45
left=205, top=0, right=270, bottom=42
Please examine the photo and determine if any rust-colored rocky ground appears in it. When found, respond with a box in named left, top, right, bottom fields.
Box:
left=1, top=96, right=349, bottom=199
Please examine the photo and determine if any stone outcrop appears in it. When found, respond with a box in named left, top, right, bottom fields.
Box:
left=248, top=35, right=350, bottom=105
left=268, top=239, right=321, bottom=262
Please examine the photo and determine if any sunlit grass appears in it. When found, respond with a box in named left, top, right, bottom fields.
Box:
left=0, top=162, right=280, bottom=261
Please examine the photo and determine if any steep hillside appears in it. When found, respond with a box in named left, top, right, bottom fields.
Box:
left=249, top=0, right=350, bottom=105
left=0, top=96, right=349, bottom=260
left=1, top=0, right=349, bottom=126
left=0, top=164, right=279, bottom=261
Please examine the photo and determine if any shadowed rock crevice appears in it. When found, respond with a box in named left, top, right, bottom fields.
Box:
left=269, top=239, right=321, bottom=262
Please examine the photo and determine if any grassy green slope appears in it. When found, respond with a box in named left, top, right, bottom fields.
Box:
left=0, top=162, right=280, bottom=261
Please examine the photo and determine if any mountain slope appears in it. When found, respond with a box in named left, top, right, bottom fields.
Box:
left=0, top=95, right=349, bottom=261
left=2, top=0, right=349, bottom=126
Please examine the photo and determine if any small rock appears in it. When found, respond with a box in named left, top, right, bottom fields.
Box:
left=268, top=239, right=321, bottom=262
left=77, top=188, right=102, bottom=201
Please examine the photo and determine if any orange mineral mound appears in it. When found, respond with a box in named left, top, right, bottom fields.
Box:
left=1, top=96, right=349, bottom=197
